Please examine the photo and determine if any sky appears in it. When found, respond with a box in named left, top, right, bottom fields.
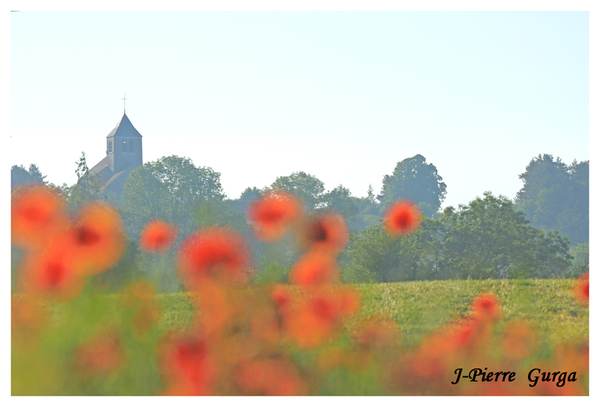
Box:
left=9, top=7, right=591, bottom=210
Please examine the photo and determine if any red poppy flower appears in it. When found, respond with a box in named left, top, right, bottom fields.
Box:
left=140, top=219, right=178, bottom=253
left=281, top=287, right=360, bottom=349
left=271, top=283, right=293, bottom=309
left=157, top=332, right=215, bottom=396
left=69, top=202, right=127, bottom=275
left=248, top=190, right=303, bottom=242
left=234, top=358, right=307, bottom=396
left=471, top=292, right=502, bottom=322
left=446, top=317, right=480, bottom=349
left=19, top=239, right=86, bottom=301
left=297, top=212, right=348, bottom=254
left=11, top=186, right=67, bottom=249
left=573, top=272, right=589, bottom=306
left=177, top=227, right=251, bottom=288
left=383, top=200, right=422, bottom=237
left=288, top=250, right=340, bottom=286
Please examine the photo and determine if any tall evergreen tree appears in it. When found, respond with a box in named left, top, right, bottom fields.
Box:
left=378, top=154, right=447, bottom=218
left=515, top=154, right=588, bottom=246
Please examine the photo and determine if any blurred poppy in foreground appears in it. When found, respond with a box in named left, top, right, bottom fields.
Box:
left=157, top=332, right=216, bottom=396
left=233, top=358, right=307, bottom=396
left=471, top=291, right=502, bottom=322
left=72, top=330, right=125, bottom=378
left=69, top=202, right=126, bottom=275
left=11, top=296, right=47, bottom=349
left=352, top=314, right=402, bottom=353
left=19, top=239, right=85, bottom=301
left=281, top=287, right=361, bottom=349
left=140, top=219, right=178, bottom=254
left=573, top=272, right=589, bottom=307
left=121, top=281, right=162, bottom=337
left=11, top=186, right=67, bottom=249
left=500, top=320, right=539, bottom=361
left=288, top=250, right=340, bottom=286
left=177, top=227, right=251, bottom=288
left=248, top=190, right=303, bottom=242
left=297, top=212, right=348, bottom=254
left=271, top=283, right=293, bottom=310
left=383, top=200, right=421, bottom=237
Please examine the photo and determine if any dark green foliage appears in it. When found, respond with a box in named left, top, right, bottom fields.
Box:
left=516, top=154, right=588, bottom=246
left=252, top=262, right=290, bottom=284
left=120, top=155, right=226, bottom=239
left=322, top=185, right=359, bottom=222
left=342, top=218, right=442, bottom=283
left=68, top=152, right=107, bottom=211
left=567, top=242, right=589, bottom=278
left=377, top=154, right=447, bottom=218
left=269, top=171, right=326, bottom=211
left=440, top=193, right=572, bottom=279
left=11, top=164, right=47, bottom=190
left=347, top=185, right=381, bottom=233
left=344, top=192, right=573, bottom=282
left=194, top=199, right=248, bottom=232
left=227, top=187, right=262, bottom=215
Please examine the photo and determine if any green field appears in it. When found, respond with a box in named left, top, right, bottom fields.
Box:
left=157, top=279, right=588, bottom=348
left=13, top=278, right=588, bottom=395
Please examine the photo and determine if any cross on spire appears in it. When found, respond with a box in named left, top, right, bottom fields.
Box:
left=122, top=94, right=127, bottom=113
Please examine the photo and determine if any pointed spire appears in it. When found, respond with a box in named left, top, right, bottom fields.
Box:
left=122, top=94, right=127, bottom=114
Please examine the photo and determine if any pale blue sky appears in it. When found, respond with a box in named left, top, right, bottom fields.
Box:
left=10, top=11, right=589, bottom=209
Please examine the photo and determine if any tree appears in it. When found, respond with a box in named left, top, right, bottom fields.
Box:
left=439, top=192, right=571, bottom=279
left=343, top=217, right=442, bottom=283
left=227, top=187, right=263, bottom=215
left=269, top=171, right=326, bottom=211
left=377, top=155, right=447, bottom=218
left=515, top=154, right=588, bottom=246
left=11, top=164, right=47, bottom=190
left=567, top=243, right=589, bottom=278
left=322, top=185, right=359, bottom=222
left=120, top=155, right=226, bottom=238
left=344, top=184, right=381, bottom=233
left=68, top=152, right=105, bottom=209
left=343, top=192, right=573, bottom=282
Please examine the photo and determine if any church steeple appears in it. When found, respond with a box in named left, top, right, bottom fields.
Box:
left=106, top=109, right=143, bottom=173
left=88, top=101, right=145, bottom=201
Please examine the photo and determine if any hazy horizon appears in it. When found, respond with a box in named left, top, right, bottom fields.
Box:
left=10, top=11, right=589, bottom=209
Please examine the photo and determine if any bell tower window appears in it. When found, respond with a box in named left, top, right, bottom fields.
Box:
left=108, top=140, right=113, bottom=153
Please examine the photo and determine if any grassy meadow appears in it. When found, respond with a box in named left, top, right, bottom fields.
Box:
left=157, top=279, right=588, bottom=349
left=13, top=278, right=589, bottom=396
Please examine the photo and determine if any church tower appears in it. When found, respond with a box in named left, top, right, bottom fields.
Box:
left=106, top=112, right=143, bottom=173
left=88, top=98, right=144, bottom=200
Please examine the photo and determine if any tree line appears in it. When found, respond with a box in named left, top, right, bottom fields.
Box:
left=11, top=152, right=589, bottom=287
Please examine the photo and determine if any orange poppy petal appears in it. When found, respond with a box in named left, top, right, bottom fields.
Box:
left=298, top=212, right=348, bottom=253
left=288, top=251, right=340, bottom=286
left=11, top=186, right=67, bottom=249
left=70, top=202, right=127, bottom=275
left=383, top=200, right=422, bottom=237
left=177, top=227, right=251, bottom=288
left=140, top=219, right=178, bottom=254
left=248, top=190, right=303, bottom=242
